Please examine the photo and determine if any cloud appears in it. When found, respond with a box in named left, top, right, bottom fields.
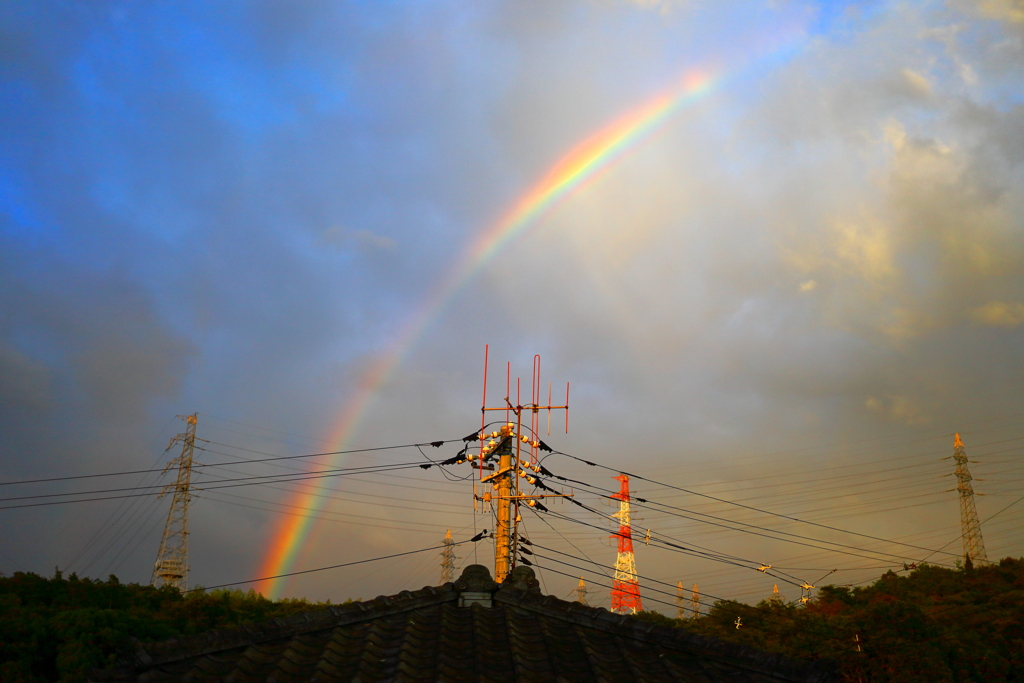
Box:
left=971, top=0, right=1024, bottom=24
left=971, top=300, right=1024, bottom=327
left=866, top=395, right=931, bottom=425
left=0, top=343, right=52, bottom=413
left=320, top=226, right=396, bottom=252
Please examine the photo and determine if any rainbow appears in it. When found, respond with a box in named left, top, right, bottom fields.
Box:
left=255, top=69, right=720, bottom=598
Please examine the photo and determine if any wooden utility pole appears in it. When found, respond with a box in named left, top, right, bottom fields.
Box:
left=491, top=430, right=515, bottom=582
left=471, top=348, right=570, bottom=583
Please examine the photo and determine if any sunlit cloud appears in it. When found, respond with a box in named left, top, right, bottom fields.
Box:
left=971, top=301, right=1024, bottom=327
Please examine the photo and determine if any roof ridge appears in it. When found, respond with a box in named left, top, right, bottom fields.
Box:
left=125, top=584, right=458, bottom=669
left=494, top=588, right=835, bottom=683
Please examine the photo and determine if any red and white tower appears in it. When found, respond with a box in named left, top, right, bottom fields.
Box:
left=611, top=474, right=643, bottom=613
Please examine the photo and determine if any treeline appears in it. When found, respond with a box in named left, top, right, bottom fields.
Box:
left=636, top=556, right=1024, bottom=682
left=0, top=570, right=326, bottom=682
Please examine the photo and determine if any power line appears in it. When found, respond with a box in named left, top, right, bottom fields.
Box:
left=183, top=532, right=488, bottom=593
left=0, top=462, right=431, bottom=511
left=539, top=472, right=941, bottom=566
left=550, top=452, right=960, bottom=560
left=0, top=438, right=459, bottom=488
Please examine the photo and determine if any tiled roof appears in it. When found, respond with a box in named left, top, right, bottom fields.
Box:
left=92, top=565, right=835, bottom=683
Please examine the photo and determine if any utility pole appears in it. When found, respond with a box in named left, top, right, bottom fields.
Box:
left=152, top=414, right=197, bottom=591
left=471, top=349, right=570, bottom=583
left=440, top=529, right=455, bottom=584
left=575, top=577, right=589, bottom=605
left=611, top=474, right=642, bottom=614
left=493, top=430, right=515, bottom=582
left=952, top=433, right=987, bottom=566
left=690, top=583, right=700, bottom=619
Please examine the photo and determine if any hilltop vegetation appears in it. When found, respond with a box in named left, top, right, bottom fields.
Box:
left=0, top=570, right=325, bottom=682
left=636, top=556, right=1024, bottom=682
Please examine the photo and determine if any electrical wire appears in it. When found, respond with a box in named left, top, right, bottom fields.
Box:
left=0, top=462, right=432, bottom=509
left=548, top=453, right=960, bottom=560
left=0, top=438, right=460, bottom=488
left=183, top=532, right=488, bottom=593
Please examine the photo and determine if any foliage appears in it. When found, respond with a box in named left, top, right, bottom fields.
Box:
left=0, top=570, right=326, bottom=683
left=633, top=557, right=1024, bottom=682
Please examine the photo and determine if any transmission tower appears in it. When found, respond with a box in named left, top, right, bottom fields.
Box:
left=440, top=529, right=456, bottom=584
left=575, top=577, right=589, bottom=605
left=151, top=414, right=197, bottom=591
left=611, top=474, right=643, bottom=614
left=690, top=583, right=700, bottom=619
left=676, top=582, right=685, bottom=619
left=951, top=432, right=987, bottom=566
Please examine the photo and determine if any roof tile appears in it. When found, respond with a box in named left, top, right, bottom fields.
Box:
left=92, top=566, right=834, bottom=683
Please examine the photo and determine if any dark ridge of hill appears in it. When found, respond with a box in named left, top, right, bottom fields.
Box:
left=634, top=556, right=1024, bottom=682
left=0, top=570, right=329, bottom=682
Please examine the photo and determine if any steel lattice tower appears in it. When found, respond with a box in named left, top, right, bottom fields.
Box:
left=611, top=474, right=643, bottom=614
left=676, top=582, right=685, bottom=619
left=952, top=432, right=987, bottom=566
left=575, top=577, right=589, bottom=605
left=151, top=414, right=197, bottom=591
left=440, top=529, right=456, bottom=584
left=690, top=583, right=700, bottom=619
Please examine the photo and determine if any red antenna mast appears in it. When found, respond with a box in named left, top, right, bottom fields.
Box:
left=611, top=474, right=643, bottom=614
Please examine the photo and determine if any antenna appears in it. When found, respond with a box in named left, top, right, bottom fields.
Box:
left=611, top=474, right=643, bottom=614
left=151, top=414, right=198, bottom=591
left=467, top=348, right=571, bottom=582
left=952, top=433, right=988, bottom=566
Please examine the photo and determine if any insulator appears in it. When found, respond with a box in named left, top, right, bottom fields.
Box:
left=527, top=476, right=536, bottom=485
left=479, top=433, right=487, bottom=441
left=531, top=466, right=540, bottom=473
left=527, top=499, right=536, bottom=507
left=521, top=435, right=529, bottom=442
left=456, top=460, right=464, bottom=464
left=518, top=470, right=526, bottom=478
left=531, top=441, right=539, bottom=448
left=491, top=431, right=499, bottom=438
left=488, top=439, right=497, bottom=447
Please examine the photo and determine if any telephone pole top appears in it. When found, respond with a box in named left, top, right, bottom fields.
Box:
left=466, top=348, right=571, bottom=583
left=152, top=414, right=197, bottom=591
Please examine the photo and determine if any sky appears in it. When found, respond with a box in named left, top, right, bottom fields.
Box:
left=1, top=0, right=1023, bottom=612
